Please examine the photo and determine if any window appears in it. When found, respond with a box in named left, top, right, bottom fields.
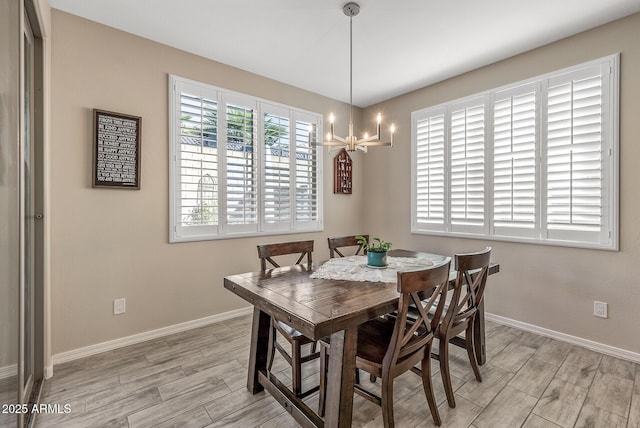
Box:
left=412, top=55, right=618, bottom=250
left=169, top=76, right=323, bottom=242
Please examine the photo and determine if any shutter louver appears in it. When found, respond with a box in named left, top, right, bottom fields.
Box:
left=179, top=92, right=219, bottom=227
left=226, top=103, right=257, bottom=226
left=493, top=90, right=536, bottom=235
left=263, top=113, right=291, bottom=225
left=415, top=114, right=445, bottom=227
left=547, top=74, right=603, bottom=234
left=295, top=120, right=319, bottom=223
left=450, top=102, right=485, bottom=231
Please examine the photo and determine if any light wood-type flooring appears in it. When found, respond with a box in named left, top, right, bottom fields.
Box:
left=33, top=314, right=640, bottom=427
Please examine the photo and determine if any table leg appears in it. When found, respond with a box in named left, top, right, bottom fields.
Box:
left=247, top=307, right=271, bottom=393
left=474, top=300, right=486, bottom=365
left=324, top=326, right=357, bottom=428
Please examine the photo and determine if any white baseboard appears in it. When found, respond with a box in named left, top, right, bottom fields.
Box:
left=486, top=312, right=640, bottom=364
left=51, top=306, right=253, bottom=370
left=48, top=307, right=639, bottom=377
left=0, top=364, right=17, bottom=380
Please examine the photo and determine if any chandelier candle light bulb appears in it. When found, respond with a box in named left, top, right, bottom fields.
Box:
left=329, top=113, right=335, bottom=140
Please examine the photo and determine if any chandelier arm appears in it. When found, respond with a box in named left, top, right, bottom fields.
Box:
left=316, top=141, right=348, bottom=147
left=358, top=134, right=381, bottom=144
left=330, top=135, right=347, bottom=144
left=357, top=141, right=393, bottom=147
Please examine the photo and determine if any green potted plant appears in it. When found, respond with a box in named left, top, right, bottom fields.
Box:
left=356, top=235, right=392, bottom=267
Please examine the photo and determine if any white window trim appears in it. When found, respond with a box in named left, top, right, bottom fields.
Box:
left=411, top=54, right=619, bottom=251
left=169, top=75, right=324, bottom=243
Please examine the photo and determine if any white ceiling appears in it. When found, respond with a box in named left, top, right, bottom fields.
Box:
left=49, top=0, right=640, bottom=108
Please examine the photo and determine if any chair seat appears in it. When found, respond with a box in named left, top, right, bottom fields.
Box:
left=357, top=316, right=433, bottom=371
left=320, top=317, right=399, bottom=366
left=356, top=318, right=395, bottom=365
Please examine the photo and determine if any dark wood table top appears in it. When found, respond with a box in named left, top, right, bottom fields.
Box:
left=224, top=249, right=499, bottom=341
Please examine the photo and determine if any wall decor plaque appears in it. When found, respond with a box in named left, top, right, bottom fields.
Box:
left=93, top=109, right=141, bottom=189
left=333, top=148, right=352, bottom=194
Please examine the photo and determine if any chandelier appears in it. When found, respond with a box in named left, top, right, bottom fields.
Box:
left=318, top=2, right=395, bottom=153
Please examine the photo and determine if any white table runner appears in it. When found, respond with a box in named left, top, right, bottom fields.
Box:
left=310, top=255, right=437, bottom=283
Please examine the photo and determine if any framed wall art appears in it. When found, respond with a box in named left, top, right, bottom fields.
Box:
left=93, top=109, right=141, bottom=189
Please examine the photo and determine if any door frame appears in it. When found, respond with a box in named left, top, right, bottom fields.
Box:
left=19, top=1, right=46, bottom=425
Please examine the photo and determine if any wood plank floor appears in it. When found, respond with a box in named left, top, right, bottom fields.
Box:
left=34, top=314, right=640, bottom=428
left=1, top=376, right=18, bottom=427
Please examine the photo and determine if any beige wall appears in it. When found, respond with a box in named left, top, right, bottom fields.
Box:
left=49, top=10, right=368, bottom=355
left=50, top=9, right=640, bottom=358
left=362, top=13, right=640, bottom=354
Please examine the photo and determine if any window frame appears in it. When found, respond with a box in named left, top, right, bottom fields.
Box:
left=169, top=75, right=323, bottom=243
left=411, top=54, right=619, bottom=250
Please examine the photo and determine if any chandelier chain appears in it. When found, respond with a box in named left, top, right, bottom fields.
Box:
left=349, top=13, right=353, bottom=130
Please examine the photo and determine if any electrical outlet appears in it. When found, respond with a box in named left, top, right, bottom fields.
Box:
left=593, top=301, right=608, bottom=318
left=114, top=298, right=126, bottom=315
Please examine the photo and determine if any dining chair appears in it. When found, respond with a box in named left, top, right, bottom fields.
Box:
left=327, top=234, right=368, bottom=258
left=433, top=247, right=492, bottom=408
left=256, top=240, right=319, bottom=398
left=318, top=257, right=452, bottom=427
left=326, top=235, right=371, bottom=382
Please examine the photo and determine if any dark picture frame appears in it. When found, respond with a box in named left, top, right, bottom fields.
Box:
left=93, top=109, right=141, bottom=189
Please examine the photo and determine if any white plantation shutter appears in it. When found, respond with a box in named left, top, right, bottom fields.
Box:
left=450, top=99, right=485, bottom=233
left=260, top=108, right=322, bottom=232
left=169, top=76, right=323, bottom=242
left=493, top=85, right=537, bottom=237
left=225, top=100, right=258, bottom=232
left=262, top=108, right=291, bottom=230
left=412, top=109, right=446, bottom=231
left=411, top=55, right=617, bottom=249
left=294, top=115, right=320, bottom=228
left=545, top=65, right=609, bottom=244
left=171, top=80, right=220, bottom=238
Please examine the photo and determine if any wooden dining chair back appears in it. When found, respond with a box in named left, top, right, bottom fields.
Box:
left=434, top=246, right=492, bottom=408
left=327, top=234, right=368, bottom=258
left=319, top=257, right=452, bottom=427
left=257, top=240, right=313, bottom=273
left=255, top=240, right=319, bottom=398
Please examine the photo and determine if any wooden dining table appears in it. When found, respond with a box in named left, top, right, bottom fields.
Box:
left=223, top=249, right=499, bottom=428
